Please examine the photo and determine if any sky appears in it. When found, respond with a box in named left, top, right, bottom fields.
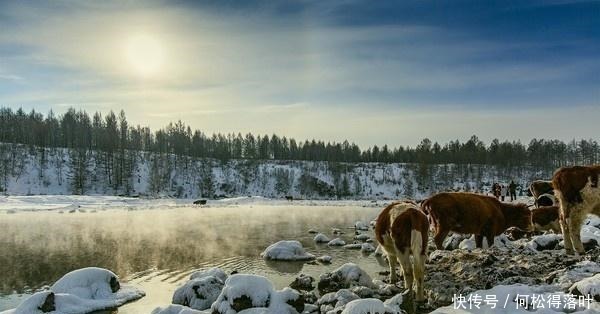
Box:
left=0, top=0, right=598, bottom=147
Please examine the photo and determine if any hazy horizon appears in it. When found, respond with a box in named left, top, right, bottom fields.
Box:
left=1, top=1, right=599, bottom=147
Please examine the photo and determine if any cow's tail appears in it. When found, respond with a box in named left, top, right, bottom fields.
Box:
left=410, top=228, right=425, bottom=256
left=420, top=198, right=431, bottom=215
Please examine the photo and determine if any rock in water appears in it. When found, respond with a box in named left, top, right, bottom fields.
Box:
left=172, top=276, right=224, bottom=310
left=261, top=240, right=315, bottom=261
left=313, top=233, right=330, bottom=243
left=289, top=274, right=315, bottom=291
left=317, top=263, right=376, bottom=294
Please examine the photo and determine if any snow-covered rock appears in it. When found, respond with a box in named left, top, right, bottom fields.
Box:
left=586, top=216, right=600, bottom=229
left=317, top=255, right=332, bottom=263
left=317, top=263, right=376, bottom=294
left=343, top=243, right=362, bottom=250
left=316, top=289, right=360, bottom=314
left=151, top=304, right=205, bottom=314
left=50, top=267, right=121, bottom=299
left=260, top=240, right=315, bottom=261
left=289, top=274, right=314, bottom=291
left=551, top=261, right=600, bottom=290
left=458, top=233, right=513, bottom=250
left=527, top=234, right=562, bottom=251
left=210, top=274, right=303, bottom=314
left=211, top=274, right=274, bottom=313
left=354, top=234, right=370, bottom=241
left=341, top=298, right=398, bottom=314
left=172, top=276, right=224, bottom=310
left=2, top=268, right=145, bottom=314
left=327, top=238, right=346, bottom=246
left=354, top=221, right=369, bottom=231
left=360, top=243, right=376, bottom=253
left=189, top=267, right=228, bottom=283
left=442, top=233, right=470, bottom=250
left=569, top=274, right=600, bottom=302
left=313, top=233, right=330, bottom=243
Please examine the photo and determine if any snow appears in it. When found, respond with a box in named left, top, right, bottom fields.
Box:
left=526, top=234, right=563, bottom=251
left=552, top=261, right=600, bottom=290
left=151, top=304, right=206, bottom=314
left=586, top=216, right=600, bottom=229
left=354, top=221, right=369, bottom=231
left=189, top=267, right=228, bottom=283
left=354, top=234, right=370, bottom=241
left=458, top=234, right=513, bottom=250
left=172, top=276, right=224, bottom=310
left=210, top=274, right=302, bottom=314
left=211, top=274, right=274, bottom=313
left=317, top=289, right=360, bottom=314
left=1, top=268, right=144, bottom=314
left=580, top=225, right=600, bottom=245
left=317, top=255, right=332, bottom=263
left=50, top=267, right=120, bottom=299
left=570, top=274, right=600, bottom=301
left=320, top=263, right=376, bottom=289
left=341, top=298, right=397, bottom=314
left=0, top=144, right=544, bottom=200
left=383, top=294, right=403, bottom=312
left=343, top=243, right=363, bottom=250
left=360, top=243, right=376, bottom=253
left=313, top=233, right=330, bottom=243
left=260, top=240, right=315, bottom=261
left=327, top=238, right=346, bottom=246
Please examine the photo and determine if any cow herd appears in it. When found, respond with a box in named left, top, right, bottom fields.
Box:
left=374, top=165, right=600, bottom=302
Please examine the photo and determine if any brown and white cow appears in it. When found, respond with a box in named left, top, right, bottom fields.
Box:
left=506, top=205, right=561, bottom=240
left=422, top=192, right=533, bottom=249
left=552, top=165, right=600, bottom=254
left=530, top=180, right=554, bottom=207
left=375, top=201, right=429, bottom=301
left=532, top=205, right=561, bottom=234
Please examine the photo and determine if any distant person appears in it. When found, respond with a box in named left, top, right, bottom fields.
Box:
left=492, top=183, right=500, bottom=199
left=501, top=184, right=508, bottom=201
left=509, top=180, right=518, bottom=201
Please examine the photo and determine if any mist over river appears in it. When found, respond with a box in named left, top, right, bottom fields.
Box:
left=0, top=202, right=386, bottom=313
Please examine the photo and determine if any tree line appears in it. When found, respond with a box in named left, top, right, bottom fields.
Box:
left=1, top=106, right=598, bottom=169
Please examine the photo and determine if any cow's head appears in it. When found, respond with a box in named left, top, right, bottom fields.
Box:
left=503, top=203, right=534, bottom=232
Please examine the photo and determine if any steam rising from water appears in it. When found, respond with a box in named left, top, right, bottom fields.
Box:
left=1, top=204, right=382, bottom=312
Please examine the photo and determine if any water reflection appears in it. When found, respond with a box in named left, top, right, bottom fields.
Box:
left=0, top=204, right=382, bottom=312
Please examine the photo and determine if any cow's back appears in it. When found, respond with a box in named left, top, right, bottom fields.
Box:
left=425, top=192, right=503, bottom=234
left=553, top=166, right=600, bottom=203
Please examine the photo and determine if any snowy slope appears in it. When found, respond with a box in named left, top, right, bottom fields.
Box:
left=0, top=144, right=550, bottom=199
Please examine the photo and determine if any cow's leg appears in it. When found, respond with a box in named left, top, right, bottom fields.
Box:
left=387, top=253, right=399, bottom=284
left=485, top=234, right=494, bottom=248
left=559, top=204, right=574, bottom=254
left=475, top=234, right=483, bottom=248
left=433, top=227, right=449, bottom=250
left=412, top=253, right=426, bottom=302
left=567, top=208, right=586, bottom=254
left=397, top=249, right=413, bottom=292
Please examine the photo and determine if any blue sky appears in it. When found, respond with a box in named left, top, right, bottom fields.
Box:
left=0, top=0, right=598, bottom=146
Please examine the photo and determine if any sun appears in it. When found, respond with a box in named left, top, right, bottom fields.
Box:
left=125, top=34, right=164, bottom=77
